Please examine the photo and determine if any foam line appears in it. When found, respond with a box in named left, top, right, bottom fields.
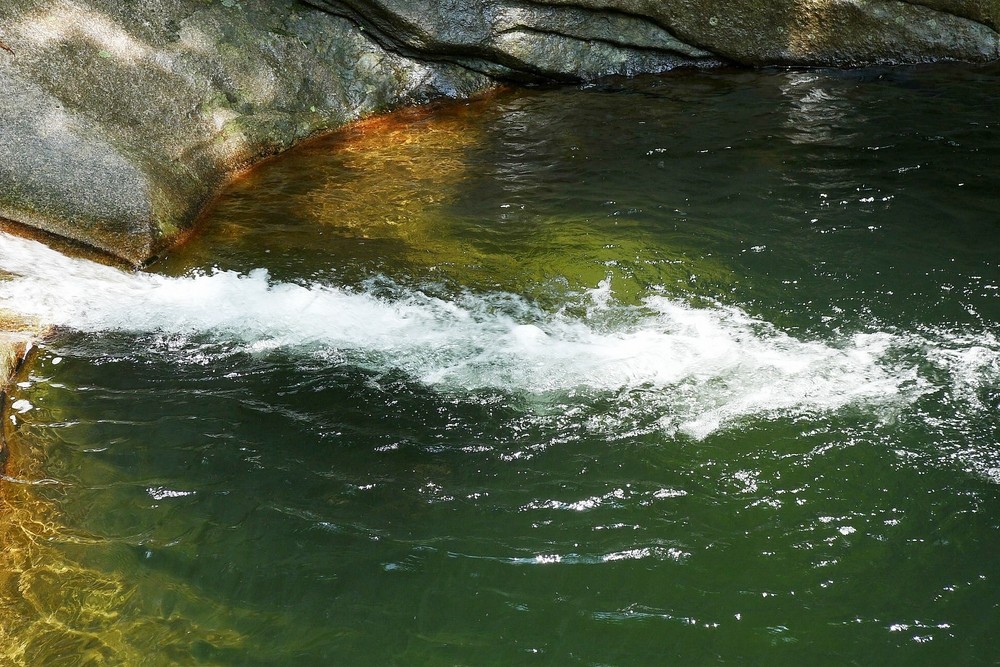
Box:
left=2, top=231, right=996, bottom=438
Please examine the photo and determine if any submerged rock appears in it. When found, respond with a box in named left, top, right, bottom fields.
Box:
left=0, top=0, right=999, bottom=263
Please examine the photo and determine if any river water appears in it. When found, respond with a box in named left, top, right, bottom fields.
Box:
left=1, top=65, right=999, bottom=664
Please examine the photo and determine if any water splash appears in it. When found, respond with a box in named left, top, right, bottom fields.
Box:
left=2, top=231, right=997, bottom=438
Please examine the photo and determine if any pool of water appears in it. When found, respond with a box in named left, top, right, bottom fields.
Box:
left=2, top=64, right=1000, bottom=665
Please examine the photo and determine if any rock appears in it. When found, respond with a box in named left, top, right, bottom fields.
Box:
left=0, top=326, right=32, bottom=464
left=0, top=311, right=46, bottom=463
left=649, top=0, right=1000, bottom=66
left=0, top=309, right=42, bottom=389
left=308, top=0, right=1000, bottom=70
left=0, top=333, right=29, bottom=390
left=0, top=0, right=492, bottom=265
left=305, top=0, right=720, bottom=80
left=1, top=0, right=999, bottom=264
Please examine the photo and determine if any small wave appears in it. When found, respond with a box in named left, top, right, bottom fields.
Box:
left=2, top=231, right=997, bottom=438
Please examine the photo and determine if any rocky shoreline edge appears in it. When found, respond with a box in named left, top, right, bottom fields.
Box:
left=3, top=0, right=1000, bottom=266
left=4, top=0, right=1000, bottom=463
left=0, top=330, right=33, bottom=468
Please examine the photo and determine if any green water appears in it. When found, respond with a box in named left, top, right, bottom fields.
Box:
left=3, top=65, right=1000, bottom=665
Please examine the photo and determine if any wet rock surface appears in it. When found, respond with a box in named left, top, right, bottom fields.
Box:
left=0, top=334, right=28, bottom=386
left=0, top=327, right=31, bottom=464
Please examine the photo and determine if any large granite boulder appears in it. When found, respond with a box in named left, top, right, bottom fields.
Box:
left=307, top=0, right=1000, bottom=75
left=1, top=0, right=999, bottom=264
left=303, top=0, right=720, bottom=80
left=0, top=0, right=491, bottom=265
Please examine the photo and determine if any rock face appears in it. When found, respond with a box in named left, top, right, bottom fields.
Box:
left=0, top=334, right=29, bottom=389
left=1, top=0, right=1000, bottom=264
left=0, top=329, right=31, bottom=463
left=0, top=309, right=44, bottom=397
left=307, top=0, right=1000, bottom=75
left=304, top=0, right=720, bottom=80
left=0, top=0, right=492, bottom=265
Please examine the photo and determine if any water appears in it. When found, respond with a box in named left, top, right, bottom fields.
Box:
left=2, top=65, right=1000, bottom=664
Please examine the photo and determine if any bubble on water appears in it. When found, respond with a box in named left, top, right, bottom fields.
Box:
left=2, top=231, right=998, bottom=439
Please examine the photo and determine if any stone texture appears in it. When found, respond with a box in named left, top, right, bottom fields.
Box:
left=1, top=0, right=999, bottom=264
left=0, top=0, right=492, bottom=265
left=0, top=308, right=42, bottom=389
left=309, top=0, right=1000, bottom=70
left=305, top=0, right=719, bottom=80
left=0, top=328, right=30, bottom=463
left=0, top=334, right=29, bottom=389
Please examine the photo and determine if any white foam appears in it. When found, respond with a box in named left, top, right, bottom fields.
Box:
left=1, top=231, right=996, bottom=438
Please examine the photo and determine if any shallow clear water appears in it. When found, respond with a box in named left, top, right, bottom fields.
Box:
left=2, top=65, right=1000, bottom=664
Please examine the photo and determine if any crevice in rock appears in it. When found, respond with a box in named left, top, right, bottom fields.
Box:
left=297, top=0, right=551, bottom=81
left=297, top=0, right=726, bottom=81
left=492, top=23, right=716, bottom=63
left=513, top=0, right=722, bottom=59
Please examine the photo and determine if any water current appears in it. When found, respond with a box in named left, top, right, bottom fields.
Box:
left=1, top=65, right=999, bottom=664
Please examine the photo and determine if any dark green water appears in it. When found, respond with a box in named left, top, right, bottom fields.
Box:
left=2, top=65, right=1000, bottom=665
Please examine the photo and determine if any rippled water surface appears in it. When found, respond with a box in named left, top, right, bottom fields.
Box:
left=2, top=65, right=1000, bottom=664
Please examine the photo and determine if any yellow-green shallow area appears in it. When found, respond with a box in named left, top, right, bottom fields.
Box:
left=1, top=65, right=999, bottom=665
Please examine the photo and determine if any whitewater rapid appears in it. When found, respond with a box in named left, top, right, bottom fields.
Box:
left=1, top=231, right=997, bottom=439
